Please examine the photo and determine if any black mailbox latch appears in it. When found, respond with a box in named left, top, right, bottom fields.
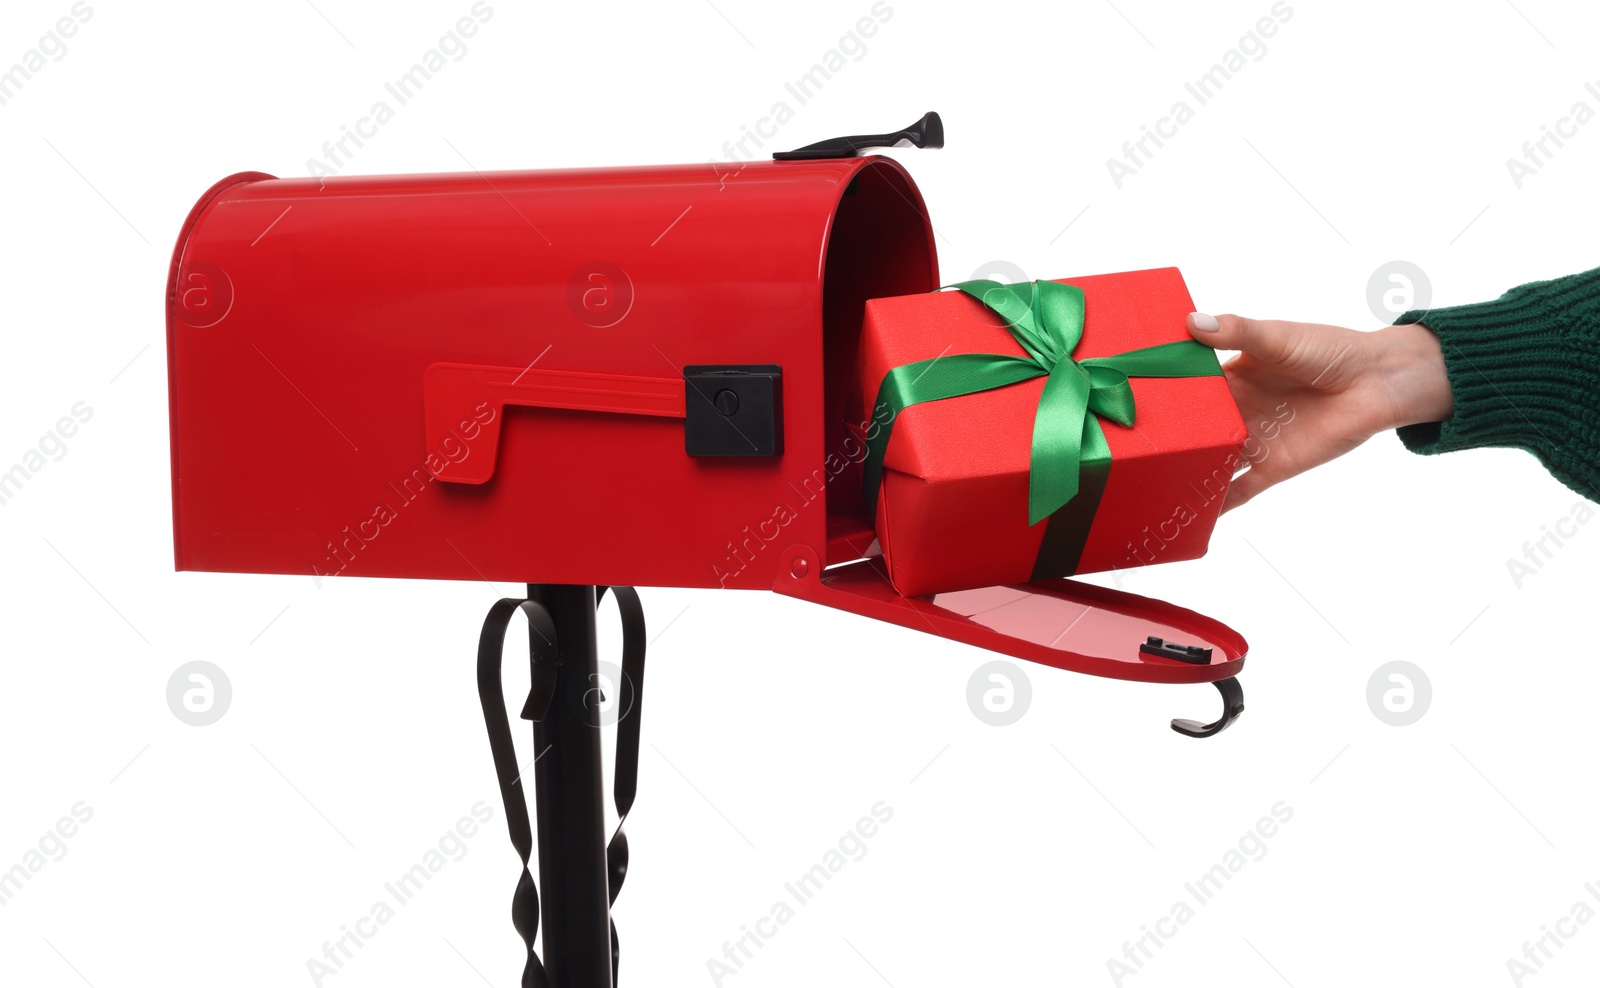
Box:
left=684, top=365, right=782, bottom=457
left=1140, top=636, right=1213, bottom=664
left=773, top=111, right=944, bottom=160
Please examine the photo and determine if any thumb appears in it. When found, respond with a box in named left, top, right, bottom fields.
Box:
left=1221, top=466, right=1270, bottom=513
left=1187, top=312, right=1298, bottom=363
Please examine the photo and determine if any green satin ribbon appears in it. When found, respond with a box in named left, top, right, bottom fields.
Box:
left=863, top=279, right=1225, bottom=533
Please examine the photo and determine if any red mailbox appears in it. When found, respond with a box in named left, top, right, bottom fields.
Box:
left=167, top=114, right=1249, bottom=988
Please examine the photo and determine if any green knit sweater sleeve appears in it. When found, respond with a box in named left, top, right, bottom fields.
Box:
left=1394, top=264, right=1600, bottom=502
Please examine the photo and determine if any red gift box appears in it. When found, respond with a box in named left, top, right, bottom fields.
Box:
left=857, top=267, right=1248, bottom=597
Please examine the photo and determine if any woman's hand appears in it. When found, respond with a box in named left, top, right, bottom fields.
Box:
left=1186, top=312, right=1454, bottom=511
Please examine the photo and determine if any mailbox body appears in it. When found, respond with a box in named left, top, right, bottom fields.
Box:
left=168, top=156, right=1249, bottom=687
left=167, top=158, right=936, bottom=590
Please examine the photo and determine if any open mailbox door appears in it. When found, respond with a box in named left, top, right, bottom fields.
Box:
left=772, top=540, right=1246, bottom=738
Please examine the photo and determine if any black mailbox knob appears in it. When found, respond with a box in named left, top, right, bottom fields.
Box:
left=684, top=365, right=781, bottom=457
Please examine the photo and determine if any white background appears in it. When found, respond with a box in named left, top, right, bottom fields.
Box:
left=3, top=1, right=1599, bottom=986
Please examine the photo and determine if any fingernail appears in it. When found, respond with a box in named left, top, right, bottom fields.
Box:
left=1189, top=312, right=1220, bottom=332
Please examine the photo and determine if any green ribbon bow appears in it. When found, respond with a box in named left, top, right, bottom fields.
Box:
left=862, top=279, right=1224, bottom=561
